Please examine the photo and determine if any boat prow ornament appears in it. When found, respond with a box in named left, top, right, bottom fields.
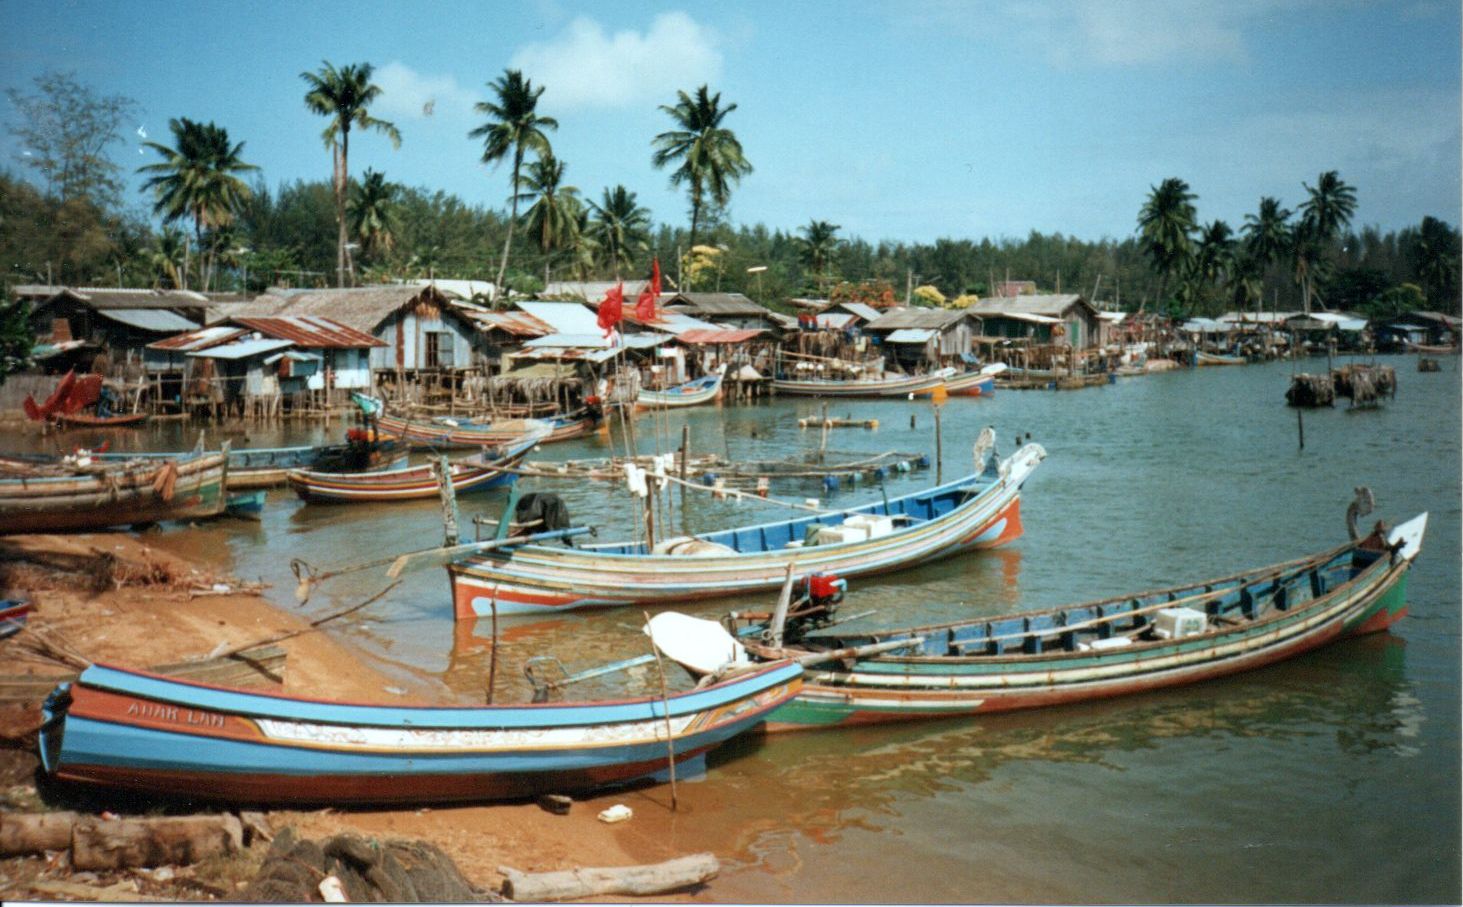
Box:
left=973, top=426, right=996, bottom=474
left=1346, top=486, right=1375, bottom=540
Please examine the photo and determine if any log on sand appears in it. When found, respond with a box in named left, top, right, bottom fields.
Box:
left=498, top=853, right=720, bottom=901
left=0, top=812, right=243, bottom=870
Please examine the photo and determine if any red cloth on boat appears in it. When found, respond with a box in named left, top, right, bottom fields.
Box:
left=24, top=369, right=77, bottom=420
left=597, top=282, right=624, bottom=339
left=60, top=374, right=103, bottom=414
left=635, top=258, right=660, bottom=321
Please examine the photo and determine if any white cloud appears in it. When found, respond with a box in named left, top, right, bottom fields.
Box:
left=509, top=12, right=722, bottom=110
left=373, top=61, right=479, bottom=121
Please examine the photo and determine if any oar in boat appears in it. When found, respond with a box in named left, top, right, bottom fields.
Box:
left=290, top=526, right=591, bottom=602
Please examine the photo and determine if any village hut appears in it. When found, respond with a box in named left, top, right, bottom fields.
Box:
left=861, top=307, right=983, bottom=371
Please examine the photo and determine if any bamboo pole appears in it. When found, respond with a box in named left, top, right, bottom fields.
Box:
left=644, top=610, right=678, bottom=811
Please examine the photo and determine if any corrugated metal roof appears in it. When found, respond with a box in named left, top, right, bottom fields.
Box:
left=816, top=313, right=857, bottom=329
left=540, top=280, right=653, bottom=301
left=969, top=294, right=1086, bottom=318
left=661, top=293, right=768, bottom=317
left=466, top=310, right=553, bottom=337
left=241, top=285, right=448, bottom=335
left=675, top=328, right=766, bottom=344
left=516, top=301, right=602, bottom=335
left=231, top=314, right=385, bottom=348
left=835, top=302, right=883, bottom=322
left=149, top=325, right=247, bottom=351
left=1004, top=312, right=1061, bottom=325
left=51, top=288, right=211, bottom=310
left=865, top=308, right=973, bottom=330
left=628, top=312, right=719, bottom=335
left=95, top=308, right=201, bottom=332
left=264, top=350, right=322, bottom=364
left=884, top=328, right=938, bottom=343
left=189, top=338, right=295, bottom=360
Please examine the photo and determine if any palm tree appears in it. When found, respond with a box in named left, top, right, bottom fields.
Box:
left=797, top=220, right=842, bottom=294
left=515, top=153, right=581, bottom=287
left=651, top=85, right=753, bottom=255
left=586, top=185, right=650, bottom=278
left=1192, top=220, right=1235, bottom=304
left=301, top=61, right=401, bottom=287
left=470, top=69, right=558, bottom=297
left=1242, top=196, right=1291, bottom=308
left=148, top=226, right=187, bottom=290
left=1295, top=171, right=1356, bottom=313
left=138, top=117, right=257, bottom=291
left=1409, top=215, right=1461, bottom=310
left=1136, top=177, right=1197, bottom=312
left=349, top=169, right=399, bottom=263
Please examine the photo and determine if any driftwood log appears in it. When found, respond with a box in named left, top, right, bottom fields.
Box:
left=0, top=812, right=242, bottom=869
left=498, top=853, right=720, bottom=901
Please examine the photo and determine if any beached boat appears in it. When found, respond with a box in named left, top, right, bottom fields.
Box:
left=943, top=363, right=1005, bottom=397
left=0, top=600, right=34, bottom=640
left=771, top=370, right=949, bottom=398
left=355, top=394, right=585, bottom=449
left=649, top=509, right=1427, bottom=731
left=38, top=657, right=803, bottom=805
left=1196, top=351, right=1247, bottom=366
left=52, top=411, right=149, bottom=428
left=1404, top=341, right=1459, bottom=355
left=288, top=438, right=536, bottom=504
left=637, top=369, right=725, bottom=408
left=0, top=449, right=230, bottom=534
left=448, top=435, right=1045, bottom=618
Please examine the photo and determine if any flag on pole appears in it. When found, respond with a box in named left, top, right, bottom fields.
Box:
left=634, top=257, right=661, bottom=321
left=598, top=282, right=624, bottom=340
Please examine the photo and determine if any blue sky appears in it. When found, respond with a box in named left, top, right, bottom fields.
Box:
left=3, top=0, right=1459, bottom=245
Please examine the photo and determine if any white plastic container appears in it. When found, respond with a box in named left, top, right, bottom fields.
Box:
left=842, top=514, right=895, bottom=539
left=1153, top=607, right=1207, bottom=640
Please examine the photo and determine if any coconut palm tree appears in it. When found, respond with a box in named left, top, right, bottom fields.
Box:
left=586, top=185, right=650, bottom=278
left=1137, top=178, right=1197, bottom=312
left=470, top=69, right=558, bottom=297
left=515, top=153, right=581, bottom=287
left=797, top=220, right=842, bottom=294
left=1408, top=215, right=1461, bottom=310
left=148, top=226, right=187, bottom=290
left=1192, top=220, right=1235, bottom=309
left=349, top=169, right=399, bottom=263
left=138, top=117, right=257, bottom=291
left=1242, top=196, right=1291, bottom=306
left=651, top=85, right=753, bottom=252
left=1294, top=171, right=1356, bottom=314
left=301, top=61, right=401, bottom=287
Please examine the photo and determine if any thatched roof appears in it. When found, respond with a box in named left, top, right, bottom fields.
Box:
left=864, top=307, right=977, bottom=331
left=969, top=294, right=1094, bottom=319
left=240, top=285, right=452, bottom=335
left=661, top=292, right=769, bottom=317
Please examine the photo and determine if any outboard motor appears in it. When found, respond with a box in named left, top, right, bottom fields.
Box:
left=513, top=492, right=574, bottom=545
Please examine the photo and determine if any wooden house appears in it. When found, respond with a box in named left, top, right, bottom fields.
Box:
left=861, top=307, right=983, bottom=370
left=23, top=287, right=211, bottom=376
left=658, top=292, right=781, bottom=332
left=968, top=294, right=1102, bottom=349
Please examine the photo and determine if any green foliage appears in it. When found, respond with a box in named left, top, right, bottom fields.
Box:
left=515, top=153, right=580, bottom=285
left=796, top=220, right=841, bottom=294
left=1137, top=177, right=1197, bottom=309
left=350, top=169, right=399, bottom=260
left=471, top=69, right=558, bottom=294
left=587, top=185, right=651, bottom=278
left=5, top=71, right=138, bottom=209
left=651, top=85, right=752, bottom=251
left=0, top=292, right=33, bottom=385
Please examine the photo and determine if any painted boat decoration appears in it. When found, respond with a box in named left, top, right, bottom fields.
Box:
left=771, top=370, right=949, bottom=398
left=448, top=434, right=1045, bottom=618
left=91, top=438, right=406, bottom=489
left=39, top=658, right=803, bottom=805
left=1196, top=351, right=1247, bottom=366
left=355, top=394, right=585, bottom=449
left=288, top=437, right=536, bottom=504
left=649, top=508, right=1427, bottom=731
left=943, top=363, right=1005, bottom=397
left=0, top=600, right=34, bottom=640
left=52, top=411, right=149, bottom=428
left=637, top=368, right=725, bottom=408
left=0, top=449, right=230, bottom=534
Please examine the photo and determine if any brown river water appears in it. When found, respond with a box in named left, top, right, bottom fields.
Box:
left=10, top=354, right=1459, bottom=903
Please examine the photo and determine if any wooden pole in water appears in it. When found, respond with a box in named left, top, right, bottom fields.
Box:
left=1296, top=407, right=1305, bottom=450
left=679, top=423, right=690, bottom=510
left=934, top=405, right=944, bottom=485
left=435, top=456, right=460, bottom=545
left=486, top=588, right=499, bottom=704
left=643, top=610, right=678, bottom=811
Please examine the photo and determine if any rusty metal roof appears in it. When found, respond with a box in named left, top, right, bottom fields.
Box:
left=465, top=310, right=554, bottom=337
left=230, top=314, right=385, bottom=348
left=675, top=328, right=766, bottom=344
left=148, top=325, right=248, bottom=351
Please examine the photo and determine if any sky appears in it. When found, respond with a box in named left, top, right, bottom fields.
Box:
left=2, top=0, right=1459, bottom=247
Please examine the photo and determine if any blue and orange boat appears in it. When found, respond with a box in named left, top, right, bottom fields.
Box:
left=39, top=658, right=802, bottom=805
left=287, top=437, right=536, bottom=504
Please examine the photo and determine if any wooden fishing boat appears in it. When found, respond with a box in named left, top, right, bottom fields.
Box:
left=771, top=370, right=949, bottom=398
left=1404, top=341, right=1459, bottom=355
left=287, top=438, right=536, bottom=504
left=0, top=449, right=229, bottom=534
left=649, top=507, right=1427, bottom=731
left=447, top=436, right=1045, bottom=618
left=637, top=369, right=724, bottom=408
left=224, top=490, right=266, bottom=520
left=943, top=364, right=1005, bottom=397
left=52, top=411, right=149, bottom=428
left=0, top=600, right=34, bottom=640
left=358, top=397, right=584, bottom=449
left=38, top=658, right=803, bottom=805
left=1196, top=351, right=1247, bottom=366
left=93, top=438, right=406, bottom=489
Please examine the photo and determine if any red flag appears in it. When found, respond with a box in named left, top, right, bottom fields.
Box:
left=597, top=282, right=624, bottom=338
left=635, top=258, right=661, bottom=321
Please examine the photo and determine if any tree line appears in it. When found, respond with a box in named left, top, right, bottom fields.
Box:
left=1, top=67, right=1457, bottom=319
